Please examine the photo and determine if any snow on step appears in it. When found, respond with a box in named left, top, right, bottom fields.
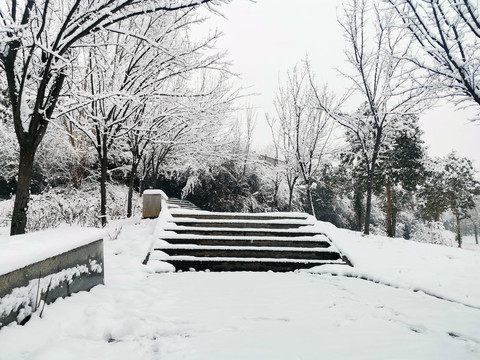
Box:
left=151, top=254, right=346, bottom=264
left=168, top=217, right=314, bottom=224
left=153, top=240, right=343, bottom=261
left=168, top=217, right=315, bottom=229
left=153, top=242, right=340, bottom=253
left=159, top=233, right=331, bottom=242
left=157, top=235, right=333, bottom=249
left=166, top=198, right=201, bottom=210
left=169, top=209, right=310, bottom=221
left=163, top=225, right=321, bottom=235
left=149, top=253, right=346, bottom=272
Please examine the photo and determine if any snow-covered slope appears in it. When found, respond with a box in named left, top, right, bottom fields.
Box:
left=308, top=221, right=480, bottom=308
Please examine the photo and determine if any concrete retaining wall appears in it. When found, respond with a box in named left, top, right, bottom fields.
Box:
left=0, top=234, right=104, bottom=329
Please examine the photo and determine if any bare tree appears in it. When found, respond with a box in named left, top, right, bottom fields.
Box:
left=387, top=0, right=480, bottom=114
left=274, top=64, right=334, bottom=217
left=266, top=111, right=300, bottom=212
left=125, top=104, right=173, bottom=218
left=140, top=70, right=238, bottom=198
left=66, top=11, right=230, bottom=225
left=0, top=0, right=226, bottom=235
left=240, top=107, right=257, bottom=179
left=309, top=0, right=430, bottom=234
left=265, top=114, right=284, bottom=211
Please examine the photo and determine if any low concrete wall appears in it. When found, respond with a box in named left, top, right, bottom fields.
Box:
left=0, top=234, right=104, bottom=329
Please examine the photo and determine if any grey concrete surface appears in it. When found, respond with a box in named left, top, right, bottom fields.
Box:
left=0, top=239, right=104, bottom=328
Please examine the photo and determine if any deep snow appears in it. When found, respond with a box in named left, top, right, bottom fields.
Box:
left=0, top=216, right=479, bottom=359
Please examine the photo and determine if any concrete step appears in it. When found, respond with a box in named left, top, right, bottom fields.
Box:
left=161, top=257, right=346, bottom=272
left=149, top=204, right=351, bottom=272
left=169, top=218, right=311, bottom=229
left=164, top=227, right=321, bottom=238
left=170, top=210, right=309, bottom=221
left=156, top=246, right=342, bottom=261
left=166, top=198, right=201, bottom=210
left=159, top=235, right=332, bottom=248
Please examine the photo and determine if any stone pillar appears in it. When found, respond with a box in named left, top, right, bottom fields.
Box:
left=142, top=189, right=168, bottom=218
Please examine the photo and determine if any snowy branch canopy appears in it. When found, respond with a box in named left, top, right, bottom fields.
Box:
left=0, top=0, right=232, bottom=235
left=0, top=0, right=229, bottom=145
left=387, top=0, right=480, bottom=117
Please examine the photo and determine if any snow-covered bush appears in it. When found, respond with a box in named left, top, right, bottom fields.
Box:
left=369, top=195, right=386, bottom=234
left=35, top=130, right=97, bottom=190
left=24, top=184, right=140, bottom=231
left=369, top=223, right=387, bottom=237
left=0, top=197, right=13, bottom=228
left=410, top=221, right=455, bottom=247
left=0, top=182, right=142, bottom=232
left=0, top=111, right=18, bottom=199
left=27, top=186, right=98, bottom=230
left=159, top=159, right=284, bottom=213
left=396, top=211, right=416, bottom=239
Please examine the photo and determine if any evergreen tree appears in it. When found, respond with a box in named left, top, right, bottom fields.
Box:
left=418, top=153, right=479, bottom=247
left=418, top=158, right=449, bottom=222
left=444, top=153, right=479, bottom=247
left=312, top=163, right=357, bottom=230
left=341, top=112, right=425, bottom=236
left=376, top=116, right=425, bottom=237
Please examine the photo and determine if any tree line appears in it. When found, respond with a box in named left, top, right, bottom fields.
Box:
left=253, top=0, right=480, bottom=246
left=0, top=0, right=479, bottom=247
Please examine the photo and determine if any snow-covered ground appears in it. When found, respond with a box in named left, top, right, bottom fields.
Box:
left=0, top=217, right=479, bottom=359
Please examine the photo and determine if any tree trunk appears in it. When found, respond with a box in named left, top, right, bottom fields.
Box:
left=99, top=140, right=108, bottom=227
left=363, top=123, right=383, bottom=236
left=474, top=223, right=478, bottom=245
left=271, top=177, right=280, bottom=212
left=353, top=183, right=363, bottom=232
left=10, top=144, right=36, bottom=235
left=455, top=214, right=462, bottom=248
left=385, top=182, right=394, bottom=237
left=288, top=188, right=293, bottom=211
left=364, top=174, right=374, bottom=235
left=287, top=178, right=297, bottom=212
left=306, top=182, right=316, bottom=218
left=127, top=160, right=138, bottom=218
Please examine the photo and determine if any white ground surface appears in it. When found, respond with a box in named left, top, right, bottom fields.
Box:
left=0, top=217, right=479, bottom=360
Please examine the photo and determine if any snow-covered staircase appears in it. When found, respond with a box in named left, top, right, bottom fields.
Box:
left=166, top=197, right=201, bottom=210
left=150, top=207, right=351, bottom=272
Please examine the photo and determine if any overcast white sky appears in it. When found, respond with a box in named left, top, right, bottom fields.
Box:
left=203, top=0, right=480, bottom=172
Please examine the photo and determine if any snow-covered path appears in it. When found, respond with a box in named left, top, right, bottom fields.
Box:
left=1, top=270, right=479, bottom=359
left=0, top=219, right=479, bottom=359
